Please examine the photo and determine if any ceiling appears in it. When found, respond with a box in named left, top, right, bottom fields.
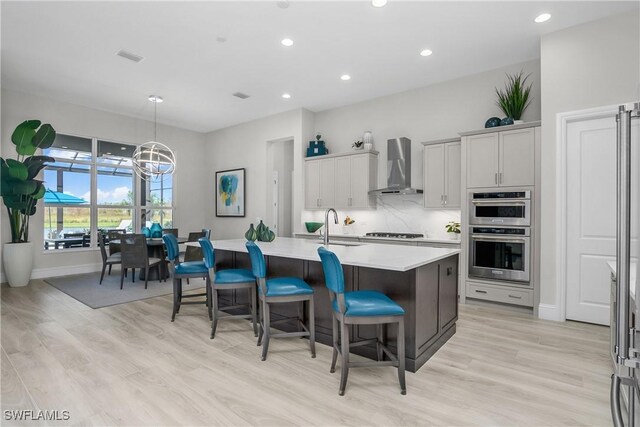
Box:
left=2, top=1, right=637, bottom=133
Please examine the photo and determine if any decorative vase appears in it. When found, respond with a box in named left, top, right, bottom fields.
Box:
left=141, top=227, right=151, bottom=238
left=245, top=224, right=258, bottom=241
left=266, top=229, right=276, bottom=242
left=363, top=142, right=373, bottom=151
left=150, top=222, right=163, bottom=238
left=3, top=242, right=34, bottom=287
left=256, top=220, right=266, bottom=239
left=363, top=131, right=373, bottom=147
left=500, top=117, right=514, bottom=126
left=485, top=117, right=501, bottom=128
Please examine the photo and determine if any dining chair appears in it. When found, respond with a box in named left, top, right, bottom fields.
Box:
left=98, top=233, right=122, bottom=284
left=120, top=234, right=163, bottom=290
left=163, top=233, right=211, bottom=322
left=107, top=229, right=126, bottom=256
left=202, top=229, right=211, bottom=239
left=163, top=228, right=179, bottom=237
left=317, top=247, right=406, bottom=396
left=199, top=238, right=257, bottom=339
left=245, top=241, right=315, bottom=361
left=183, top=231, right=208, bottom=284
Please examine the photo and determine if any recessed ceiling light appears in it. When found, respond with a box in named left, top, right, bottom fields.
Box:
left=148, top=95, right=163, bottom=103
left=420, top=49, right=433, bottom=57
left=282, top=93, right=291, bottom=99
left=281, top=38, right=294, bottom=47
left=534, top=13, right=551, bottom=23
left=372, top=0, right=387, bottom=7
left=340, top=74, right=351, bottom=81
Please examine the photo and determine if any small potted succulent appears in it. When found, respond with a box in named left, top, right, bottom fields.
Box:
left=352, top=139, right=364, bottom=150
left=445, top=221, right=461, bottom=240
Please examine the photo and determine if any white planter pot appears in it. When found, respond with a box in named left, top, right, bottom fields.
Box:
left=448, top=233, right=460, bottom=240
left=3, top=242, right=33, bottom=287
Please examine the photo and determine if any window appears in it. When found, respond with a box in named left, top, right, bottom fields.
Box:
left=42, top=134, right=174, bottom=251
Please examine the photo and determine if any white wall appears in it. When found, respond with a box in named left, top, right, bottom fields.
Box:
left=0, top=88, right=208, bottom=279
left=205, top=108, right=312, bottom=239
left=539, top=12, right=640, bottom=319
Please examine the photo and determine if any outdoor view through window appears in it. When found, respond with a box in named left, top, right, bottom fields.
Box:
left=43, top=134, right=173, bottom=250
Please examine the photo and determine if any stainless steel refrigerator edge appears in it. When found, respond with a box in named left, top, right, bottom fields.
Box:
left=611, top=101, right=640, bottom=427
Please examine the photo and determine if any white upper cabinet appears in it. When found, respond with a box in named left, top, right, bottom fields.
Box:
left=305, top=152, right=378, bottom=210
left=466, top=133, right=499, bottom=188
left=423, top=139, right=461, bottom=209
left=499, top=128, right=535, bottom=187
left=465, top=127, right=535, bottom=188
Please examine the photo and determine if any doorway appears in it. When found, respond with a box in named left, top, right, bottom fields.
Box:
left=267, top=138, right=294, bottom=237
left=561, top=106, right=638, bottom=325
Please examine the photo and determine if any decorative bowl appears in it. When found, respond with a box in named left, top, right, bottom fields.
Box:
left=305, top=222, right=324, bottom=233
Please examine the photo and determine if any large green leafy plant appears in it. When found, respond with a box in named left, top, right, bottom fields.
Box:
left=495, top=71, right=533, bottom=120
left=1, top=120, right=56, bottom=243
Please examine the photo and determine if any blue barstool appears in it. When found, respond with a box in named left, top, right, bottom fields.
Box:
left=199, top=238, right=258, bottom=339
left=163, top=234, right=211, bottom=322
left=317, top=247, right=406, bottom=396
left=245, top=241, right=316, bottom=361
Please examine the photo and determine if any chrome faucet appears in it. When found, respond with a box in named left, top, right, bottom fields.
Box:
left=324, top=208, right=339, bottom=245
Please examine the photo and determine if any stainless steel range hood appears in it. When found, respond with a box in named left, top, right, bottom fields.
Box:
left=369, top=137, right=423, bottom=195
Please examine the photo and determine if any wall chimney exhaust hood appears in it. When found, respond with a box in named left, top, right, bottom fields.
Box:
left=369, top=137, right=423, bottom=196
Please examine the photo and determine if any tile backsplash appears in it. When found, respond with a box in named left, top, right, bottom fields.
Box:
left=301, top=194, right=461, bottom=239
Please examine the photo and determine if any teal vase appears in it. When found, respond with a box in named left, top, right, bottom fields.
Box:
left=141, top=227, right=151, bottom=238
left=150, top=222, right=163, bottom=238
left=256, top=220, right=266, bottom=241
left=245, top=224, right=258, bottom=241
left=266, top=229, right=276, bottom=242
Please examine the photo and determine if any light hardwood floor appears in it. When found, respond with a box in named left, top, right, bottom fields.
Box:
left=1, top=279, right=611, bottom=426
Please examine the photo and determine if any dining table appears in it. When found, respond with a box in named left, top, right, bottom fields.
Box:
left=110, top=236, right=187, bottom=281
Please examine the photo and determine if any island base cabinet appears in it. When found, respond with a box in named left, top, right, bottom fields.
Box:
left=215, top=249, right=459, bottom=372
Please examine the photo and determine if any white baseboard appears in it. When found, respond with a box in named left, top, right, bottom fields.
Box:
left=538, top=303, right=563, bottom=321
left=32, top=262, right=103, bottom=280
left=1, top=263, right=104, bottom=285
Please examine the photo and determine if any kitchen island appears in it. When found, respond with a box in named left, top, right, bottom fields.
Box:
left=196, top=237, right=460, bottom=372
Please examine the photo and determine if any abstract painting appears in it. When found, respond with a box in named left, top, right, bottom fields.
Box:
left=216, top=168, right=245, bottom=217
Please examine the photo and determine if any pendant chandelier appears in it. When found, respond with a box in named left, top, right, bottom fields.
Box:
left=132, top=95, right=176, bottom=181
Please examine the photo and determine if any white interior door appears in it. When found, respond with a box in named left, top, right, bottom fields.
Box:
left=566, top=114, right=639, bottom=325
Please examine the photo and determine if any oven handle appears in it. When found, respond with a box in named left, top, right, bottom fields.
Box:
left=471, top=200, right=528, bottom=205
left=471, top=235, right=528, bottom=243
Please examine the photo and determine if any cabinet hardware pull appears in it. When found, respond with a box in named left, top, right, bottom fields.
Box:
left=508, top=294, right=522, bottom=299
left=444, top=195, right=447, bottom=205
left=495, top=173, right=498, bottom=184
left=441, top=195, right=444, bottom=205
left=475, top=289, right=488, bottom=294
left=499, top=172, right=503, bottom=184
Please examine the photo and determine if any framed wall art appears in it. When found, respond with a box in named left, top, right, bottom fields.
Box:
left=215, top=168, right=245, bottom=217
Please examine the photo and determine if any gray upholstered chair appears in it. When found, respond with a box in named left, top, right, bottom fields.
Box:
left=120, top=234, right=163, bottom=290
left=162, top=228, right=179, bottom=237
left=106, top=229, right=126, bottom=255
left=98, top=233, right=122, bottom=284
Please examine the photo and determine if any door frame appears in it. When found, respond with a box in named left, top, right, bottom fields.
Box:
left=555, top=103, right=624, bottom=322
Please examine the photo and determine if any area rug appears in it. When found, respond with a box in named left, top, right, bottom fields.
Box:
left=44, top=270, right=206, bottom=309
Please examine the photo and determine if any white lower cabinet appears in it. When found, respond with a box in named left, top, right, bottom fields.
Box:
left=466, top=281, right=533, bottom=307
left=305, top=151, right=378, bottom=210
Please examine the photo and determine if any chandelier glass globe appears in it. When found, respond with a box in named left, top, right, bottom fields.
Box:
left=132, top=141, right=176, bottom=181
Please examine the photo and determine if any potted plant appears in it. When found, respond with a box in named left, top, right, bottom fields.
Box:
left=495, top=70, right=533, bottom=124
left=445, top=221, right=461, bottom=240
left=1, top=120, right=56, bottom=287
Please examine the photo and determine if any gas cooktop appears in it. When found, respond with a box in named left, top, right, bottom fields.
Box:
left=364, top=232, right=424, bottom=239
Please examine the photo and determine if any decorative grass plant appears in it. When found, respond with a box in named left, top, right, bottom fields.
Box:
left=495, top=71, right=532, bottom=120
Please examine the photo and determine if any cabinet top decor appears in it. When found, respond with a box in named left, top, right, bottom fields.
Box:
left=458, top=120, right=541, bottom=137
left=303, top=150, right=379, bottom=161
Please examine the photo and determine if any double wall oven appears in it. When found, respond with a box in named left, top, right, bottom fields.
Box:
left=468, top=191, right=531, bottom=285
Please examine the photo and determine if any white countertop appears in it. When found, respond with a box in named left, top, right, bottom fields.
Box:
left=294, top=232, right=461, bottom=246
left=192, top=237, right=460, bottom=272
left=607, top=260, right=637, bottom=301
